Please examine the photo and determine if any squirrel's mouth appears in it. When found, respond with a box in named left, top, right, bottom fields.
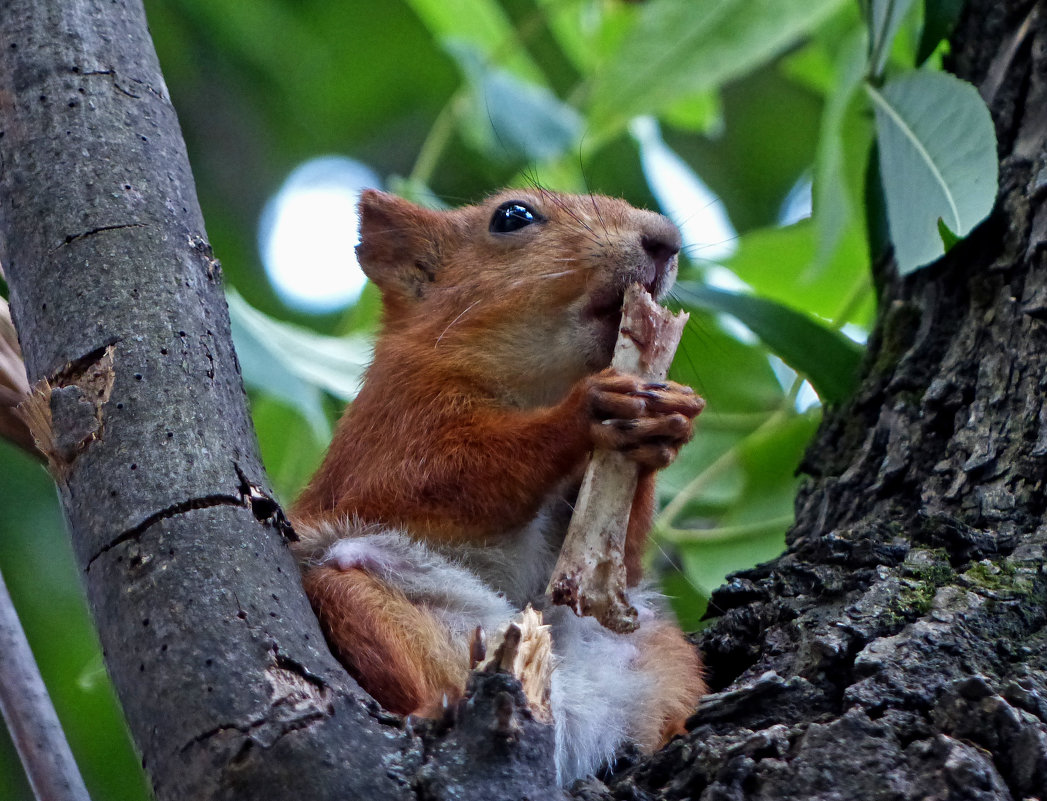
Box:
left=581, top=262, right=675, bottom=361
left=584, top=286, right=625, bottom=322
left=582, top=285, right=627, bottom=359
left=583, top=269, right=667, bottom=323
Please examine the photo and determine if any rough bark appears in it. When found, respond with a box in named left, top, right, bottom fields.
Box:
left=572, top=1, right=1047, bottom=799
left=0, top=1, right=557, bottom=799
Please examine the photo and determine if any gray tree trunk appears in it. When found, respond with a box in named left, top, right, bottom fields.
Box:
left=2, top=0, right=1046, bottom=800
left=0, top=1, right=556, bottom=799
left=579, top=1, right=1047, bottom=798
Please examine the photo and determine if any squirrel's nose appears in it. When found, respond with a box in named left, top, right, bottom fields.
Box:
left=640, top=216, right=682, bottom=274
left=641, top=234, right=679, bottom=273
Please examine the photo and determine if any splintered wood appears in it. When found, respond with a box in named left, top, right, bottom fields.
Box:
left=547, top=284, right=688, bottom=633
left=480, top=606, right=553, bottom=722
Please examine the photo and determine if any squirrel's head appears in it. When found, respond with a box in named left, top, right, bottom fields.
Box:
left=355, top=188, right=681, bottom=405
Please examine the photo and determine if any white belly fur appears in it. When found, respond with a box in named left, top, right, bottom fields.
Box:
left=312, top=508, right=671, bottom=786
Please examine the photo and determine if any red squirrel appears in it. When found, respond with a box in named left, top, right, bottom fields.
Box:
left=290, top=187, right=706, bottom=783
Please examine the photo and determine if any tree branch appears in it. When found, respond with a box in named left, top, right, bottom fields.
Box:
left=0, top=1, right=557, bottom=799
left=574, top=1, right=1047, bottom=797
left=0, top=565, right=91, bottom=801
left=548, top=284, right=689, bottom=632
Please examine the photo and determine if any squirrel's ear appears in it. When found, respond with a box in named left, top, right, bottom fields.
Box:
left=356, top=189, right=451, bottom=303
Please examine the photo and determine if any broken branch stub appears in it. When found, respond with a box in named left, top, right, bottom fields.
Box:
left=479, top=606, right=553, bottom=722
left=547, top=284, right=688, bottom=633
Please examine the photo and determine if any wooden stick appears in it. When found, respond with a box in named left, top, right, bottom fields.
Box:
left=547, top=284, right=688, bottom=633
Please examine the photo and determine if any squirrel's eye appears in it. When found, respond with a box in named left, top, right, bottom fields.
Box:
left=489, top=201, right=541, bottom=234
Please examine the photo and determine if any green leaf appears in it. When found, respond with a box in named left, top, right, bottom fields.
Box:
left=658, top=313, right=792, bottom=526
left=675, top=282, right=863, bottom=403
left=724, top=223, right=820, bottom=303
left=778, top=0, right=864, bottom=95
left=447, top=40, right=583, bottom=163
left=868, top=0, right=918, bottom=78
left=534, top=0, right=639, bottom=75
left=678, top=524, right=788, bottom=596
left=386, top=175, right=449, bottom=209
left=403, top=0, right=542, bottom=82
left=864, top=141, right=893, bottom=264
left=867, top=70, right=998, bottom=274
left=669, top=310, right=785, bottom=413
left=659, top=568, right=709, bottom=630
left=723, top=221, right=873, bottom=326
left=251, top=395, right=328, bottom=503
left=814, top=29, right=872, bottom=266
left=937, top=217, right=961, bottom=251
left=659, top=426, right=749, bottom=517
left=661, top=90, right=724, bottom=135
left=780, top=38, right=839, bottom=95
left=918, top=0, right=965, bottom=64
left=666, top=411, right=818, bottom=596
left=726, top=411, right=820, bottom=525
left=588, top=0, right=849, bottom=136
left=228, top=290, right=370, bottom=439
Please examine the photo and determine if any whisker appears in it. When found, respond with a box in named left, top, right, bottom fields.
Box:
left=587, top=190, right=608, bottom=237
left=648, top=537, right=706, bottom=602
left=501, top=267, right=586, bottom=293
left=529, top=269, right=581, bottom=280
left=518, top=178, right=604, bottom=249
left=435, top=299, right=482, bottom=347
left=678, top=233, right=743, bottom=263
left=546, top=191, right=598, bottom=239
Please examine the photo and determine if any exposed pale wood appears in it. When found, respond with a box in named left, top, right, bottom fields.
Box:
left=480, top=606, right=554, bottom=722
left=0, top=296, right=36, bottom=457
left=547, top=284, right=688, bottom=632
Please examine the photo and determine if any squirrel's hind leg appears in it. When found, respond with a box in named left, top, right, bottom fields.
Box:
left=300, top=529, right=515, bottom=716
left=303, top=564, right=465, bottom=714
left=629, top=619, right=706, bottom=749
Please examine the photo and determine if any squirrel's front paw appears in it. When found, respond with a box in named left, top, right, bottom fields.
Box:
left=585, top=369, right=704, bottom=469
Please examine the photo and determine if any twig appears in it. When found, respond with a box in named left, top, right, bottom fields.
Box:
left=547, top=284, right=688, bottom=632
left=0, top=564, right=92, bottom=801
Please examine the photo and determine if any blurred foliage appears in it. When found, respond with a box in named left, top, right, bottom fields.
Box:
left=0, top=442, right=150, bottom=801
left=0, top=1, right=997, bottom=798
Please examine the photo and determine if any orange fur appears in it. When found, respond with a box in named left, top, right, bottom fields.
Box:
left=291, top=188, right=705, bottom=738
left=632, top=621, right=707, bottom=749
left=294, top=359, right=594, bottom=542
left=625, top=471, right=656, bottom=583
left=302, top=564, right=467, bottom=715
